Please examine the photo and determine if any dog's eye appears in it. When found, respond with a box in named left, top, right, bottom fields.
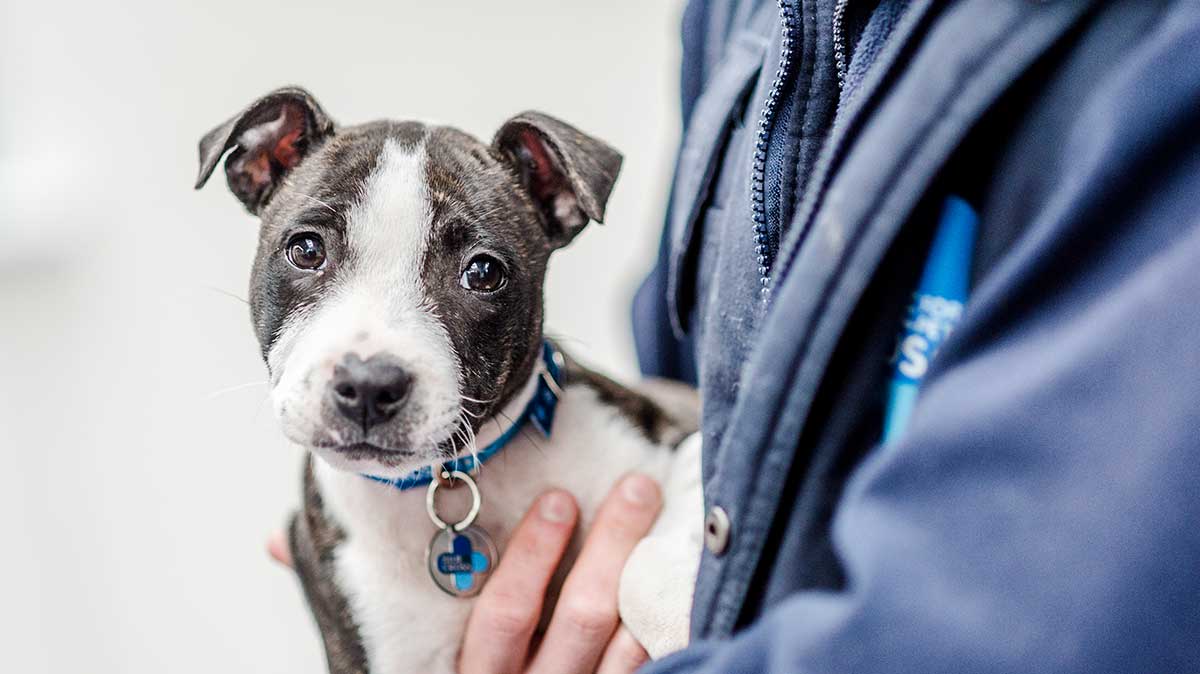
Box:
left=286, top=233, right=326, bottom=270
left=460, top=254, right=506, bottom=293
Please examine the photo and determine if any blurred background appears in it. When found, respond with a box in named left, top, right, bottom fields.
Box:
left=0, top=1, right=681, bottom=671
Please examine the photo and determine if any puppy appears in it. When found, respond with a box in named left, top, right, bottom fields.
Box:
left=195, top=87, right=702, bottom=673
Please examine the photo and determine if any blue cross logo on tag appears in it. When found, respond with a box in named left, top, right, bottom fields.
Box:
left=436, top=534, right=490, bottom=592
left=427, top=524, right=497, bottom=597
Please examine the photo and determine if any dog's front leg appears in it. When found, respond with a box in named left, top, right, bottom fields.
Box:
left=618, top=433, right=704, bottom=659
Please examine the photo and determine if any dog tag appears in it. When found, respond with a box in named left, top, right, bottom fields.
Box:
left=427, top=524, right=497, bottom=597
left=425, top=469, right=497, bottom=597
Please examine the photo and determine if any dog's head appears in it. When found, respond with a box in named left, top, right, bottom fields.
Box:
left=195, top=87, right=621, bottom=477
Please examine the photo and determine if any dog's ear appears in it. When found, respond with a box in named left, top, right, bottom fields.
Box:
left=194, top=87, right=335, bottom=215
left=493, top=112, right=622, bottom=248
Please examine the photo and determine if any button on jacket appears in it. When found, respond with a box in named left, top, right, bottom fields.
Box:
left=633, top=0, right=1200, bottom=671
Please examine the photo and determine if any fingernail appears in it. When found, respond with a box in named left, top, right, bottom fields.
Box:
left=621, top=474, right=659, bottom=506
left=539, top=491, right=574, bottom=523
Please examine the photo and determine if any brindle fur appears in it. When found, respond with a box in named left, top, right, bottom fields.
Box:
left=290, top=457, right=369, bottom=674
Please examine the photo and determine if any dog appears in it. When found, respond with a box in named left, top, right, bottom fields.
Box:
left=195, top=87, right=703, bottom=673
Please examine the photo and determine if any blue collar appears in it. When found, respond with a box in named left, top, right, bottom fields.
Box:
left=363, top=341, right=564, bottom=492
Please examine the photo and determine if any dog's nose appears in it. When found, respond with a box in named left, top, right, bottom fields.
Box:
left=330, top=354, right=413, bottom=431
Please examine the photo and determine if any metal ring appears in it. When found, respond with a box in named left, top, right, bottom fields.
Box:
left=426, top=470, right=481, bottom=532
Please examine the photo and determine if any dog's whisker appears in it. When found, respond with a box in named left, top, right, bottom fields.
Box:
left=454, top=416, right=472, bottom=449
left=518, top=425, right=546, bottom=456
left=494, top=408, right=544, bottom=457
left=294, top=191, right=339, bottom=216
left=202, top=285, right=250, bottom=306
left=460, top=405, right=486, bottom=419
left=443, top=414, right=469, bottom=461
left=452, top=411, right=482, bottom=476
left=204, top=380, right=269, bottom=400
left=463, top=411, right=480, bottom=466
left=460, top=410, right=479, bottom=448
left=441, top=409, right=483, bottom=475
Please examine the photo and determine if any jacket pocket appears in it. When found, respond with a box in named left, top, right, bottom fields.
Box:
left=668, top=31, right=765, bottom=336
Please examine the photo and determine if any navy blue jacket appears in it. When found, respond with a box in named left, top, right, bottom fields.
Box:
left=634, top=0, right=1200, bottom=671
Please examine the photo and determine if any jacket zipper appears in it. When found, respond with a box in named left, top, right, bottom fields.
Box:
left=751, top=0, right=798, bottom=303
left=833, top=0, right=851, bottom=90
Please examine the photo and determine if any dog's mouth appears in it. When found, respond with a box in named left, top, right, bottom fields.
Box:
left=309, top=421, right=470, bottom=469
left=316, top=441, right=418, bottom=463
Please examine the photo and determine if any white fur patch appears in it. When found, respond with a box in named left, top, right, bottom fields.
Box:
left=268, top=137, right=462, bottom=475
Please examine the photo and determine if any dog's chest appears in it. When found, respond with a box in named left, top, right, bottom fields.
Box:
left=312, top=383, right=679, bottom=673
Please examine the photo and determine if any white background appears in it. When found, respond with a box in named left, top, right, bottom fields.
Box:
left=0, top=1, right=681, bottom=671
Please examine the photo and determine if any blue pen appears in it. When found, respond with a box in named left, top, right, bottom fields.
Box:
left=883, top=195, right=978, bottom=443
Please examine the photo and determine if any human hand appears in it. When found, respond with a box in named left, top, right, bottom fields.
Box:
left=458, top=473, right=663, bottom=674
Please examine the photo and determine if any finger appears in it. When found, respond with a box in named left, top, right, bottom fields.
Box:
left=528, top=473, right=662, bottom=674
left=460, top=489, right=579, bottom=674
left=267, top=529, right=293, bottom=568
left=595, top=625, right=650, bottom=674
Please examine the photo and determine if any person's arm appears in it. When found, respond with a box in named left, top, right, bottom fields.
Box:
left=641, top=11, right=1200, bottom=674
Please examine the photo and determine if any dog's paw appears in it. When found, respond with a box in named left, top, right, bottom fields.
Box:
left=618, top=432, right=703, bottom=659
left=619, top=533, right=697, bottom=659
